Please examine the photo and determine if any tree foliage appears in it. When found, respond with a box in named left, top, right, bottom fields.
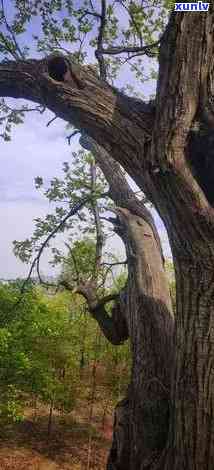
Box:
left=13, top=147, right=126, bottom=294
left=0, top=0, right=174, bottom=140
left=0, top=280, right=130, bottom=425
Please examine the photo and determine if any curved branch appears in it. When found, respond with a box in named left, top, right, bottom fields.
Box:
left=91, top=297, right=129, bottom=345
left=0, top=56, right=154, bottom=186
left=61, top=276, right=128, bottom=345
left=89, top=289, right=128, bottom=346
left=80, top=135, right=164, bottom=262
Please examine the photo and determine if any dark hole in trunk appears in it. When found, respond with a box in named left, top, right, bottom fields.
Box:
left=187, top=125, right=214, bottom=206
left=48, top=56, right=68, bottom=82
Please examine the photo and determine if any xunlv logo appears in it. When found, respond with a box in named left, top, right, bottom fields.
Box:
left=174, top=2, right=209, bottom=10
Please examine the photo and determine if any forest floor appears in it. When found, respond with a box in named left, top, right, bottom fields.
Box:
left=0, top=398, right=113, bottom=469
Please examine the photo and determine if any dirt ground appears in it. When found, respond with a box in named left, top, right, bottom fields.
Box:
left=0, top=404, right=113, bottom=470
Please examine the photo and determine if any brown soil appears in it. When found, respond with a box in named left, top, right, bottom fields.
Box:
left=0, top=404, right=113, bottom=470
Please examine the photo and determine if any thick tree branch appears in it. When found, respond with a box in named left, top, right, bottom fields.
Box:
left=101, top=41, right=159, bottom=57
left=79, top=281, right=128, bottom=345
left=61, top=277, right=128, bottom=345
left=78, top=139, right=174, bottom=404
left=0, top=56, right=154, bottom=188
left=149, top=9, right=214, bottom=257
left=80, top=135, right=164, bottom=263
left=90, top=296, right=129, bottom=345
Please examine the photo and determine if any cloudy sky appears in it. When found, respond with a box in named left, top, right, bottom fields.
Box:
left=0, top=105, right=82, bottom=279
left=0, top=3, right=171, bottom=280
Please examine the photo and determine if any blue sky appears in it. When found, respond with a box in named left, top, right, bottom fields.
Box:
left=0, top=2, right=171, bottom=279
left=0, top=105, right=74, bottom=278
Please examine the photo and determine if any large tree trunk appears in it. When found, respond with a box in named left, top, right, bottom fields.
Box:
left=164, top=255, right=214, bottom=470
left=111, top=208, right=173, bottom=470
left=1, top=6, right=214, bottom=469
left=91, top=205, right=174, bottom=470
left=151, top=11, right=214, bottom=470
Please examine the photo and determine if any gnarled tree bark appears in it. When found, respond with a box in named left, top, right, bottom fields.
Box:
left=80, top=139, right=174, bottom=469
